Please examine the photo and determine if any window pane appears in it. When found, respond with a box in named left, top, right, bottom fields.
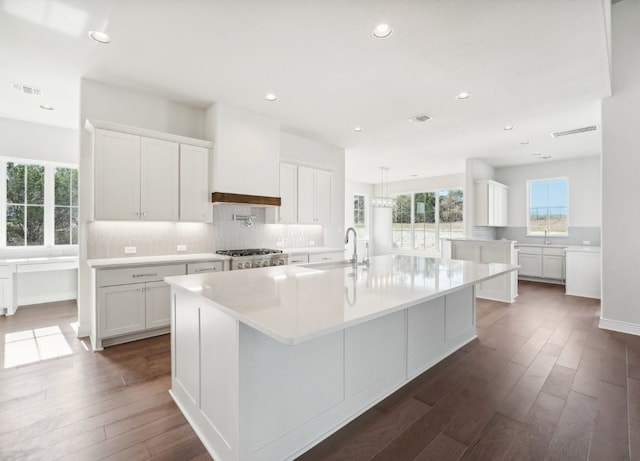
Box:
left=528, top=178, right=568, bottom=235
left=71, top=169, right=78, bottom=206
left=439, top=189, right=464, bottom=242
left=6, top=205, right=25, bottom=246
left=393, top=194, right=412, bottom=249
left=55, top=167, right=71, bottom=206
left=26, top=206, right=44, bottom=245
left=71, top=207, right=78, bottom=245
left=55, top=207, right=71, bottom=245
left=6, top=162, right=25, bottom=204
left=414, top=192, right=436, bottom=250
left=26, top=165, right=45, bottom=205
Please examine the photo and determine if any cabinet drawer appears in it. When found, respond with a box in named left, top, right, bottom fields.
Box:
left=517, top=246, right=542, bottom=255
left=98, top=264, right=186, bottom=287
left=543, top=247, right=566, bottom=256
left=187, top=261, right=224, bottom=274
left=309, top=252, right=345, bottom=263
left=288, top=254, right=310, bottom=265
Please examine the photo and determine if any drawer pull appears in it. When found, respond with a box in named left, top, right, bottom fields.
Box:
left=132, top=273, right=158, bottom=278
left=195, top=268, right=215, bottom=273
left=322, top=257, right=331, bottom=260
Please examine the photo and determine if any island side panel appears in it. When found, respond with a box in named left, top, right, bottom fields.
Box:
left=170, top=289, right=240, bottom=461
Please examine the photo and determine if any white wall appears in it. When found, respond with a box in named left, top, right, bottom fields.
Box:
left=601, top=0, right=640, bottom=335
left=0, top=117, right=78, bottom=164
left=495, top=156, right=601, bottom=227
left=280, top=132, right=346, bottom=248
left=77, top=79, right=208, bottom=337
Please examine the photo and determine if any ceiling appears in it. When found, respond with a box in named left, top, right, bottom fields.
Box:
left=0, top=0, right=611, bottom=184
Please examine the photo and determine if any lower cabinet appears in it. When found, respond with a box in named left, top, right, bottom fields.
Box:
left=308, top=251, right=345, bottom=263
left=0, top=273, right=11, bottom=313
left=517, top=246, right=565, bottom=282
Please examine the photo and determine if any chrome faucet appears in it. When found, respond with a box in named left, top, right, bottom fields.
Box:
left=344, top=227, right=358, bottom=265
left=544, top=230, right=551, bottom=245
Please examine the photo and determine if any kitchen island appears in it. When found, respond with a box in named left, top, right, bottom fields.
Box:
left=165, top=254, right=517, bottom=461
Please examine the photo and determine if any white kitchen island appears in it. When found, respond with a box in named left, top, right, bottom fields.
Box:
left=165, top=254, right=517, bottom=461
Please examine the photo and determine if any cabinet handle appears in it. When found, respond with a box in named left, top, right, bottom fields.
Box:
left=133, top=273, right=158, bottom=278
left=195, top=268, right=215, bottom=273
left=322, top=257, right=331, bottom=260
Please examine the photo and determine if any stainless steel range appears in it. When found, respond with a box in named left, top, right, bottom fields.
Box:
left=216, top=248, right=288, bottom=270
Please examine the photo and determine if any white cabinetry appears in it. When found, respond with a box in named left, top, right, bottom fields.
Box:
left=309, top=251, right=345, bottom=263
left=288, top=254, right=309, bottom=265
left=298, top=166, right=332, bottom=224
left=95, top=130, right=179, bottom=221
left=475, top=180, right=508, bottom=227
left=517, top=245, right=565, bottom=282
left=0, top=266, right=11, bottom=313
left=444, top=239, right=517, bottom=303
left=187, top=261, right=224, bottom=274
left=180, top=144, right=211, bottom=222
left=565, top=248, right=601, bottom=299
left=276, top=163, right=298, bottom=224
left=95, top=263, right=186, bottom=349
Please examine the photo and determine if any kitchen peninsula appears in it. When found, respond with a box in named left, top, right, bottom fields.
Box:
left=165, top=255, right=518, bottom=461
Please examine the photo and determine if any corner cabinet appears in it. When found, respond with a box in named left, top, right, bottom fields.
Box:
left=87, top=120, right=213, bottom=222
left=474, top=180, right=508, bottom=227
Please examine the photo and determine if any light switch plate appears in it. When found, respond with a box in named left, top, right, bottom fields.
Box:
left=177, top=244, right=187, bottom=252
left=124, top=246, right=136, bottom=254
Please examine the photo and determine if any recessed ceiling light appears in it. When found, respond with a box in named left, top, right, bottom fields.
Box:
left=39, top=104, right=54, bottom=111
left=373, top=23, right=393, bottom=38
left=265, top=93, right=278, bottom=101
left=409, top=114, right=432, bottom=123
left=532, top=152, right=541, bottom=156
left=521, top=140, right=530, bottom=145
left=455, top=92, right=470, bottom=100
left=354, top=126, right=363, bottom=132
left=503, top=125, right=514, bottom=131
left=540, top=155, right=552, bottom=160
left=88, top=30, right=112, bottom=44
left=410, top=174, right=418, bottom=177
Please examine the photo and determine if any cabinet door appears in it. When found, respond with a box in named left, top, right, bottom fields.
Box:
left=474, top=182, right=490, bottom=226
left=94, top=129, right=141, bottom=220
left=140, top=137, right=179, bottom=221
left=297, top=166, right=316, bottom=223
left=309, top=251, right=345, bottom=263
left=99, top=284, right=146, bottom=338
left=187, top=261, right=224, bottom=274
left=145, top=281, right=172, bottom=329
left=180, top=144, right=210, bottom=222
left=543, top=255, right=564, bottom=280
left=518, top=253, right=543, bottom=277
left=315, top=169, right=332, bottom=223
left=288, top=254, right=310, bottom=265
left=0, top=278, right=10, bottom=309
left=279, top=163, right=298, bottom=224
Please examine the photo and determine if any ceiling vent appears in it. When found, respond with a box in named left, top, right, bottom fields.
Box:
left=409, top=114, right=432, bottom=123
left=550, top=125, right=598, bottom=138
left=11, top=82, right=43, bottom=96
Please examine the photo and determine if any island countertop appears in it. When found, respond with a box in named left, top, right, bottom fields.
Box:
left=165, top=254, right=518, bottom=345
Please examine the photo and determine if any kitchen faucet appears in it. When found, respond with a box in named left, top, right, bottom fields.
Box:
left=344, top=227, right=358, bottom=265
left=544, top=230, right=551, bottom=245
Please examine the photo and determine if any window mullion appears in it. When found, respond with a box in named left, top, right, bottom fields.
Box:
left=44, top=166, right=55, bottom=247
left=0, top=161, right=6, bottom=248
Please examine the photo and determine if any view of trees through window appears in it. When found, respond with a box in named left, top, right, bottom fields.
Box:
left=353, top=194, right=366, bottom=236
left=3, top=159, right=78, bottom=247
left=392, top=188, right=463, bottom=250
left=528, top=178, right=568, bottom=235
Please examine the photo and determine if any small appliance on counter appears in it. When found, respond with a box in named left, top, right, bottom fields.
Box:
left=216, top=249, right=288, bottom=270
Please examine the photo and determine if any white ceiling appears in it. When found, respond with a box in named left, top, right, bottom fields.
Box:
left=0, top=0, right=611, bottom=184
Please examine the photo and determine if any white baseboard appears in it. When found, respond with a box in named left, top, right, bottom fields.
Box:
left=599, top=317, right=640, bottom=336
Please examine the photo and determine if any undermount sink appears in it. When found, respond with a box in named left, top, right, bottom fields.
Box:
left=302, top=260, right=356, bottom=271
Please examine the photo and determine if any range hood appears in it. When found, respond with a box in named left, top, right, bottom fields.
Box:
left=207, top=103, right=281, bottom=207
left=211, top=192, right=281, bottom=207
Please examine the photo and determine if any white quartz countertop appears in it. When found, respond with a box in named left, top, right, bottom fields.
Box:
left=0, top=255, right=78, bottom=266
left=282, top=247, right=345, bottom=255
left=565, top=246, right=601, bottom=253
left=165, top=254, right=518, bottom=345
left=87, top=253, right=229, bottom=268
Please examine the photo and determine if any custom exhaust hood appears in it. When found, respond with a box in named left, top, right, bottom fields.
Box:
left=207, top=103, right=282, bottom=207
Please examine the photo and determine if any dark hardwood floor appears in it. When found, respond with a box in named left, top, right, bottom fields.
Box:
left=1, top=282, right=638, bottom=460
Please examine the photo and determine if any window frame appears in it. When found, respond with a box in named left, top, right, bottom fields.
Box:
left=526, top=177, right=570, bottom=237
left=391, top=187, right=464, bottom=253
left=1, top=156, right=79, bottom=250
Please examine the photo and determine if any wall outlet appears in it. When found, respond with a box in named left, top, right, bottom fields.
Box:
left=177, top=244, right=187, bottom=252
left=582, top=240, right=590, bottom=245
left=124, top=246, right=136, bottom=254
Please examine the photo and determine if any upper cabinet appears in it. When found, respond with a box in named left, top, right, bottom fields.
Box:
left=474, top=179, right=508, bottom=227
left=88, top=120, right=213, bottom=222
left=268, top=163, right=332, bottom=224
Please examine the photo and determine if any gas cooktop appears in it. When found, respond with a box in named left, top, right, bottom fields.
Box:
left=216, top=248, right=283, bottom=257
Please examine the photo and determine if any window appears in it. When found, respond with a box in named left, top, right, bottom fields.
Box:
left=392, top=188, right=464, bottom=251
left=353, top=194, right=367, bottom=237
left=1, top=158, right=78, bottom=248
left=527, top=178, right=568, bottom=235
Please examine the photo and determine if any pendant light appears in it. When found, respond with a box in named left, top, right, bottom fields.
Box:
left=372, top=167, right=396, bottom=208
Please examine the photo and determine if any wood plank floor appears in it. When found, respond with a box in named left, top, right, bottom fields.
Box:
left=1, top=281, right=638, bottom=460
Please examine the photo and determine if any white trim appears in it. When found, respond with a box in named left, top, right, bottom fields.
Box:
left=599, top=317, right=640, bottom=336
left=526, top=176, right=570, bottom=235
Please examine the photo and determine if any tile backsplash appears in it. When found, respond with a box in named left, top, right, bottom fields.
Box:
left=87, top=206, right=325, bottom=259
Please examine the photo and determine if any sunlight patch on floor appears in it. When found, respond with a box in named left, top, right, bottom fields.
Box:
left=3, top=325, right=73, bottom=368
